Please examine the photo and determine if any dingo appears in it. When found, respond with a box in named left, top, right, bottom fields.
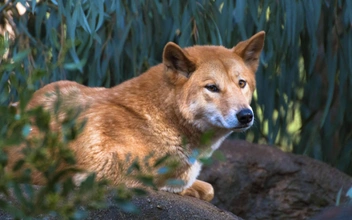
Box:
left=7, top=31, right=265, bottom=201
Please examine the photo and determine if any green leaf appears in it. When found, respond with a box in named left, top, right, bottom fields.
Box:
left=346, top=186, right=352, bottom=199
left=63, top=58, right=87, bottom=70
left=166, top=179, right=184, bottom=187
left=153, top=155, right=170, bottom=167
left=136, top=175, right=154, bottom=187
left=12, top=50, right=30, bottom=63
left=31, top=0, right=37, bottom=13
left=21, top=123, right=31, bottom=137
left=78, top=5, right=92, bottom=34
left=79, top=173, right=96, bottom=192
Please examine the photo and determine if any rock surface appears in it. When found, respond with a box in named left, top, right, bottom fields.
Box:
left=311, top=205, right=352, bottom=220
left=199, top=139, right=352, bottom=220
left=0, top=187, right=240, bottom=220
left=87, top=190, right=241, bottom=220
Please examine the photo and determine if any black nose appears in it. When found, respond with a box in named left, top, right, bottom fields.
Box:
left=236, top=109, right=253, bottom=124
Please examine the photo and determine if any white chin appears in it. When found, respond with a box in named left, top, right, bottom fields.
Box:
left=231, top=123, right=253, bottom=132
left=232, top=127, right=250, bottom=132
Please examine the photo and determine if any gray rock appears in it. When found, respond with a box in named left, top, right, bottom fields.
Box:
left=199, top=140, right=352, bottom=220
left=311, top=205, right=352, bottom=220
left=0, top=187, right=240, bottom=220
left=87, top=190, right=241, bottom=220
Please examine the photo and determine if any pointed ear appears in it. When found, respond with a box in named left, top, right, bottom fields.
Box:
left=163, top=42, right=196, bottom=78
left=233, top=31, right=265, bottom=72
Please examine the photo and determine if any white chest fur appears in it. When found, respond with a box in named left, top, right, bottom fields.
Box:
left=160, top=160, right=202, bottom=193
left=160, top=131, right=232, bottom=193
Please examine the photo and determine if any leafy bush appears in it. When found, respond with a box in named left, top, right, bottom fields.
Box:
left=0, top=37, right=150, bottom=218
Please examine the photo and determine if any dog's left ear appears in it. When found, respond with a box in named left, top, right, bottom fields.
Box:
left=163, top=42, right=196, bottom=78
left=233, top=31, right=265, bottom=73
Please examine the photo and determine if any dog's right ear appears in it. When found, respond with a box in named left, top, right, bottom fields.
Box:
left=163, top=42, right=196, bottom=78
left=233, top=31, right=265, bottom=73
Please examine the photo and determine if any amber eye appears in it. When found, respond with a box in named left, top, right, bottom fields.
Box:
left=239, top=79, right=246, bottom=88
left=205, top=84, right=220, bottom=93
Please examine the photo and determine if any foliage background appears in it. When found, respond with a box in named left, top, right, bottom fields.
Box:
left=0, top=0, right=352, bottom=216
left=1, top=0, right=352, bottom=173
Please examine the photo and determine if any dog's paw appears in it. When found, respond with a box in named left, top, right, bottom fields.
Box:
left=179, top=180, right=214, bottom=202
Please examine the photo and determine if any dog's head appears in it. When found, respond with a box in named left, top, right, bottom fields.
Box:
left=163, top=31, right=265, bottom=132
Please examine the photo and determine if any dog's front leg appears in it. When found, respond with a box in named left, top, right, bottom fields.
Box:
left=179, top=179, right=214, bottom=202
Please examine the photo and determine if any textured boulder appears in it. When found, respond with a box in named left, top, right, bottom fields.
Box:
left=199, top=140, right=352, bottom=220
left=87, top=190, right=240, bottom=220
left=0, top=188, right=240, bottom=220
